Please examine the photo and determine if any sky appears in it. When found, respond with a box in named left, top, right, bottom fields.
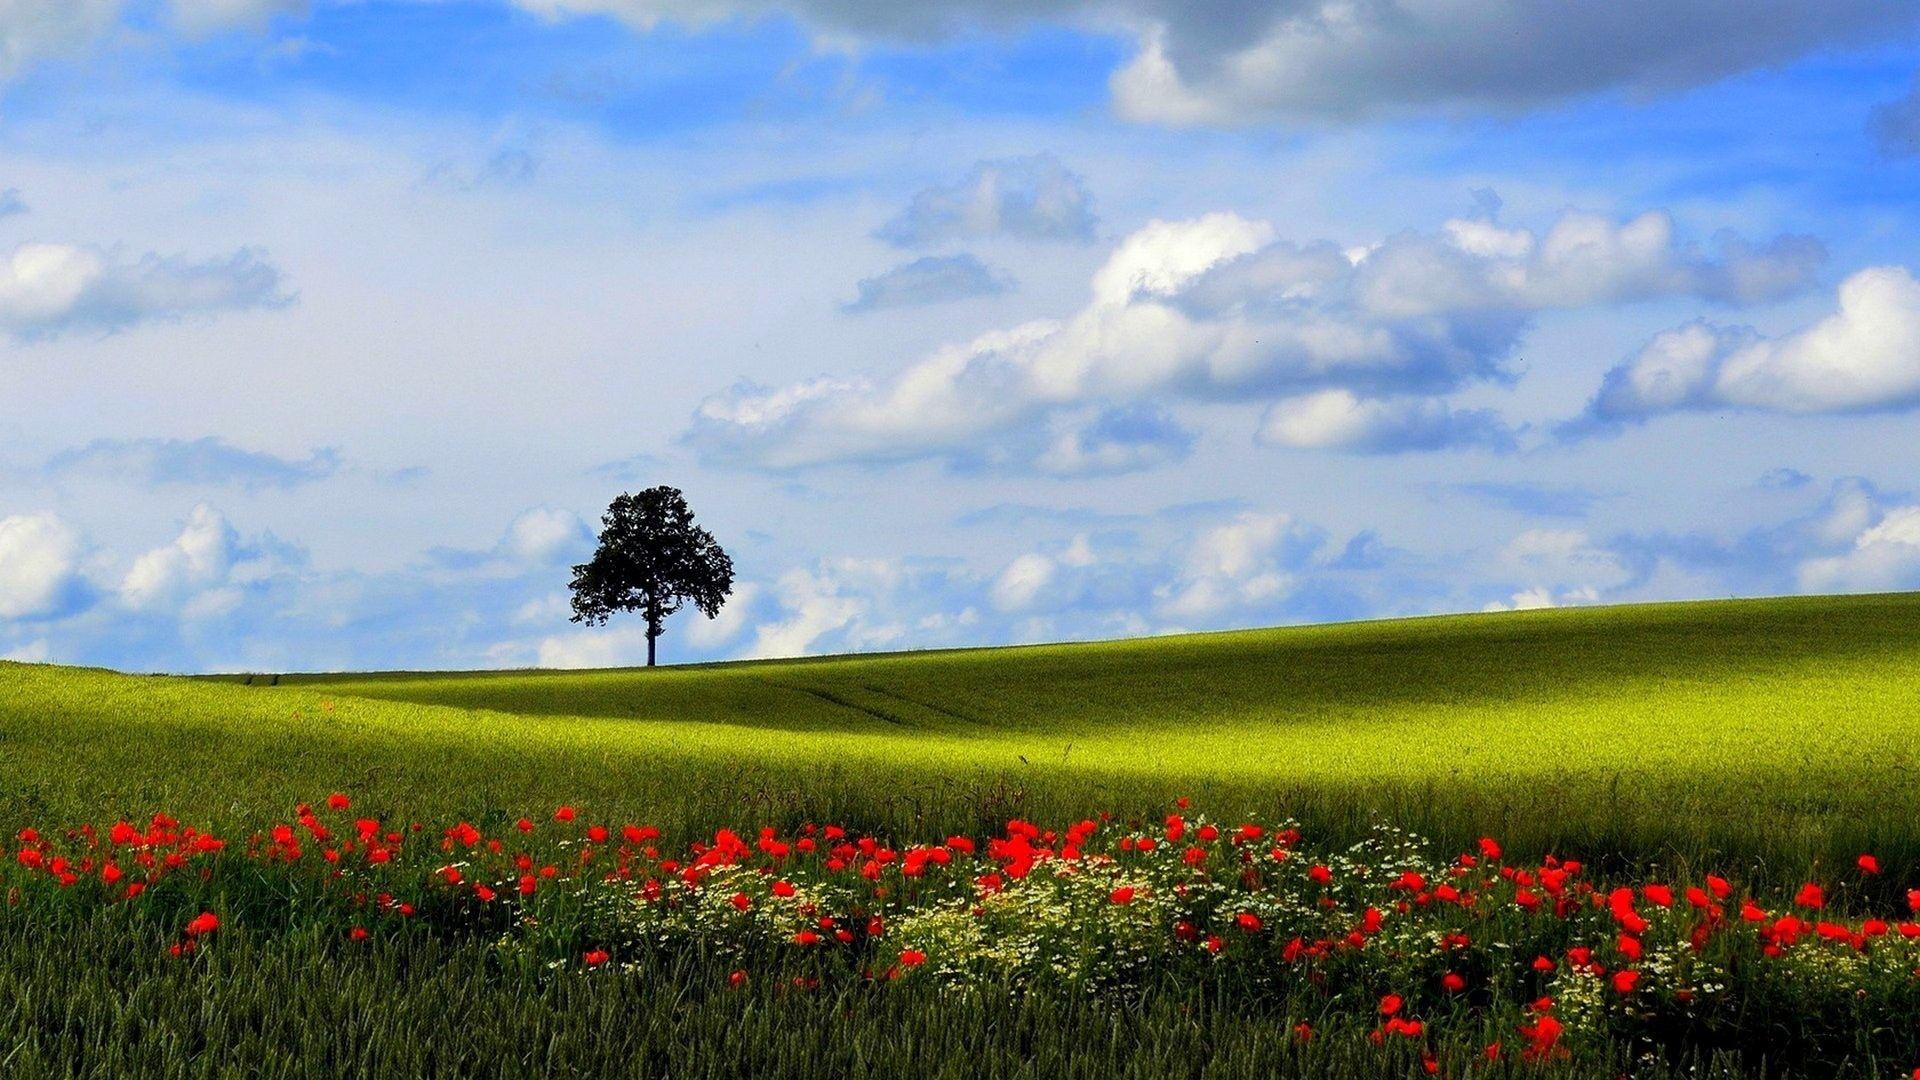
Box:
left=3, top=0, right=1920, bottom=672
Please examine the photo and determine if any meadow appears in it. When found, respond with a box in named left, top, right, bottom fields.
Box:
left=3, top=593, right=1920, bottom=1077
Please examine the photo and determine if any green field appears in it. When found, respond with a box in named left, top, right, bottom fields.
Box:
left=5, top=593, right=1920, bottom=1077
left=6, top=592, right=1920, bottom=876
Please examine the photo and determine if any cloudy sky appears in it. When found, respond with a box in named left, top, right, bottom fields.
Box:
left=3, top=1, right=1920, bottom=672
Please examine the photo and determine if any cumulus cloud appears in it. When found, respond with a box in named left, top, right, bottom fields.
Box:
left=1799, top=507, right=1920, bottom=593
left=1108, top=2, right=1918, bottom=126
left=0, top=512, right=86, bottom=619
left=0, top=243, right=288, bottom=339
left=1257, top=390, right=1515, bottom=453
left=842, top=254, right=1012, bottom=313
left=876, top=154, right=1095, bottom=247
left=119, top=504, right=244, bottom=614
left=500, top=507, right=592, bottom=564
left=511, top=1, right=1916, bottom=126
left=1576, top=266, right=1920, bottom=427
left=1154, top=511, right=1318, bottom=621
left=45, top=437, right=340, bottom=490
left=689, top=207, right=1818, bottom=473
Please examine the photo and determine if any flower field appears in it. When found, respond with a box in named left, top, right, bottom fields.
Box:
left=9, top=594, right=1920, bottom=1076
left=9, top=794, right=1920, bottom=1077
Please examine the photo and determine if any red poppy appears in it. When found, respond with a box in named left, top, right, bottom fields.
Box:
left=184, top=911, right=219, bottom=937
left=1795, top=882, right=1825, bottom=909
left=583, top=949, right=609, bottom=966
left=1857, top=854, right=1881, bottom=875
left=1109, top=886, right=1136, bottom=905
left=554, top=806, right=577, bottom=823
left=326, top=794, right=350, bottom=811
left=1234, top=911, right=1263, bottom=933
left=899, top=949, right=926, bottom=967
left=1611, top=969, right=1639, bottom=994
left=1441, top=972, right=1466, bottom=993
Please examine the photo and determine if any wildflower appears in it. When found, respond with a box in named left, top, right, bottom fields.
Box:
left=1109, top=886, right=1136, bottom=905
left=515, top=818, right=535, bottom=834
left=730, top=892, right=752, bottom=911
left=1795, top=882, right=1825, bottom=909
left=1478, top=837, right=1503, bottom=860
left=793, top=930, right=821, bottom=946
left=1611, top=969, right=1640, bottom=994
left=1234, top=911, right=1263, bottom=933
left=554, top=806, right=577, bottom=824
left=728, top=970, right=747, bottom=987
left=350, top=927, right=368, bottom=941
left=899, top=950, right=926, bottom=967
left=326, top=794, right=350, bottom=811
left=1857, top=854, right=1881, bottom=875
left=1307, top=864, right=1332, bottom=885
left=1441, top=972, right=1466, bottom=993
left=1379, top=993, right=1403, bottom=1016
left=184, top=911, right=219, bottom=937
left=583, top=949, right=609, bottom=966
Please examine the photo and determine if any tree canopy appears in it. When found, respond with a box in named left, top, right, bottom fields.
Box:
left=568, top=487, right=733, bottom=667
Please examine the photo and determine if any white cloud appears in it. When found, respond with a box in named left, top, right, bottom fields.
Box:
left=1799, top=506, right=1920, bottom=594
left=0, top=242, right=288, bottom=339
left=1582, top=267, right=1920, bottom=424
left=1493, top=528, right=1631, bottom=605
left=0, top=512, right=85, bottom=619
left=842, top=253, right=1012, bottom=313
left=690, top=207, right=1816, bottom=472
left=1154, top=512, right=1309, bottom=620
left=1256, top=389, right=1514, bottom=453
left=501, top=507, right=591, bottom=564
left=1, top=639, right=50, bottom=662
left=508, top=2, right=1916, bottom=127
left=688, top=579, right=759, bottom=646
left=876, top=153, right=1095, bottom=246
left=742, top=564, right=872, bottom=659
left=1107, top=2, right=1918, bottom=126
left=989, top=552, right=1054, bottom=611
left=119, top=504, right=240, bottom=612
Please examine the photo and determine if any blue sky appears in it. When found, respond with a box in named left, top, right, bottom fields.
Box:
left=3, top=0, right=1920, bottom=671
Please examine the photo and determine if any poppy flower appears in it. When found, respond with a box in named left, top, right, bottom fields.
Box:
left=1441, top=972, right=1466, bottom=993
left=554, top=806, right=577, bottom=824
left=1379, top=993, right=1403, bottom=1016
left=326, top=794, right=350, bottom=811
left=899, top=949, right=926, bottom=967
left=1795, top=882, right=1825, bottom=909
left=1234, top=912, right=1263, bottom=933
left=1109, top=886, right=1136, bottom=905
left=1857, top=854, right=1880, bottom=875
left=1611, top=969, right=1639, bottom=994
left=583, top=949, right=609, bottom=966
left=184, top=911, right=219, bottom=937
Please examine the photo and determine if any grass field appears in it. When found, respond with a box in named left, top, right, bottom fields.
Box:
left=4, top=593, right=1920, bottom=1077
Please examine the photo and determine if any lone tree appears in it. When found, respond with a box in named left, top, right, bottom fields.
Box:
left=568, top=487, right=734, bottom=667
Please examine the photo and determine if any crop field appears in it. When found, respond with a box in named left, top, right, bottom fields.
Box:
left=3, top=593, right=1920, bottom=1077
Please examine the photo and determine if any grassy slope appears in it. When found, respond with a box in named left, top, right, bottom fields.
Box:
left=3, top=593, right=1919, bottom=876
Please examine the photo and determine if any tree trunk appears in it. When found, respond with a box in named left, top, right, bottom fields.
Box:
left=647, top=631, right=657, bottom=667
